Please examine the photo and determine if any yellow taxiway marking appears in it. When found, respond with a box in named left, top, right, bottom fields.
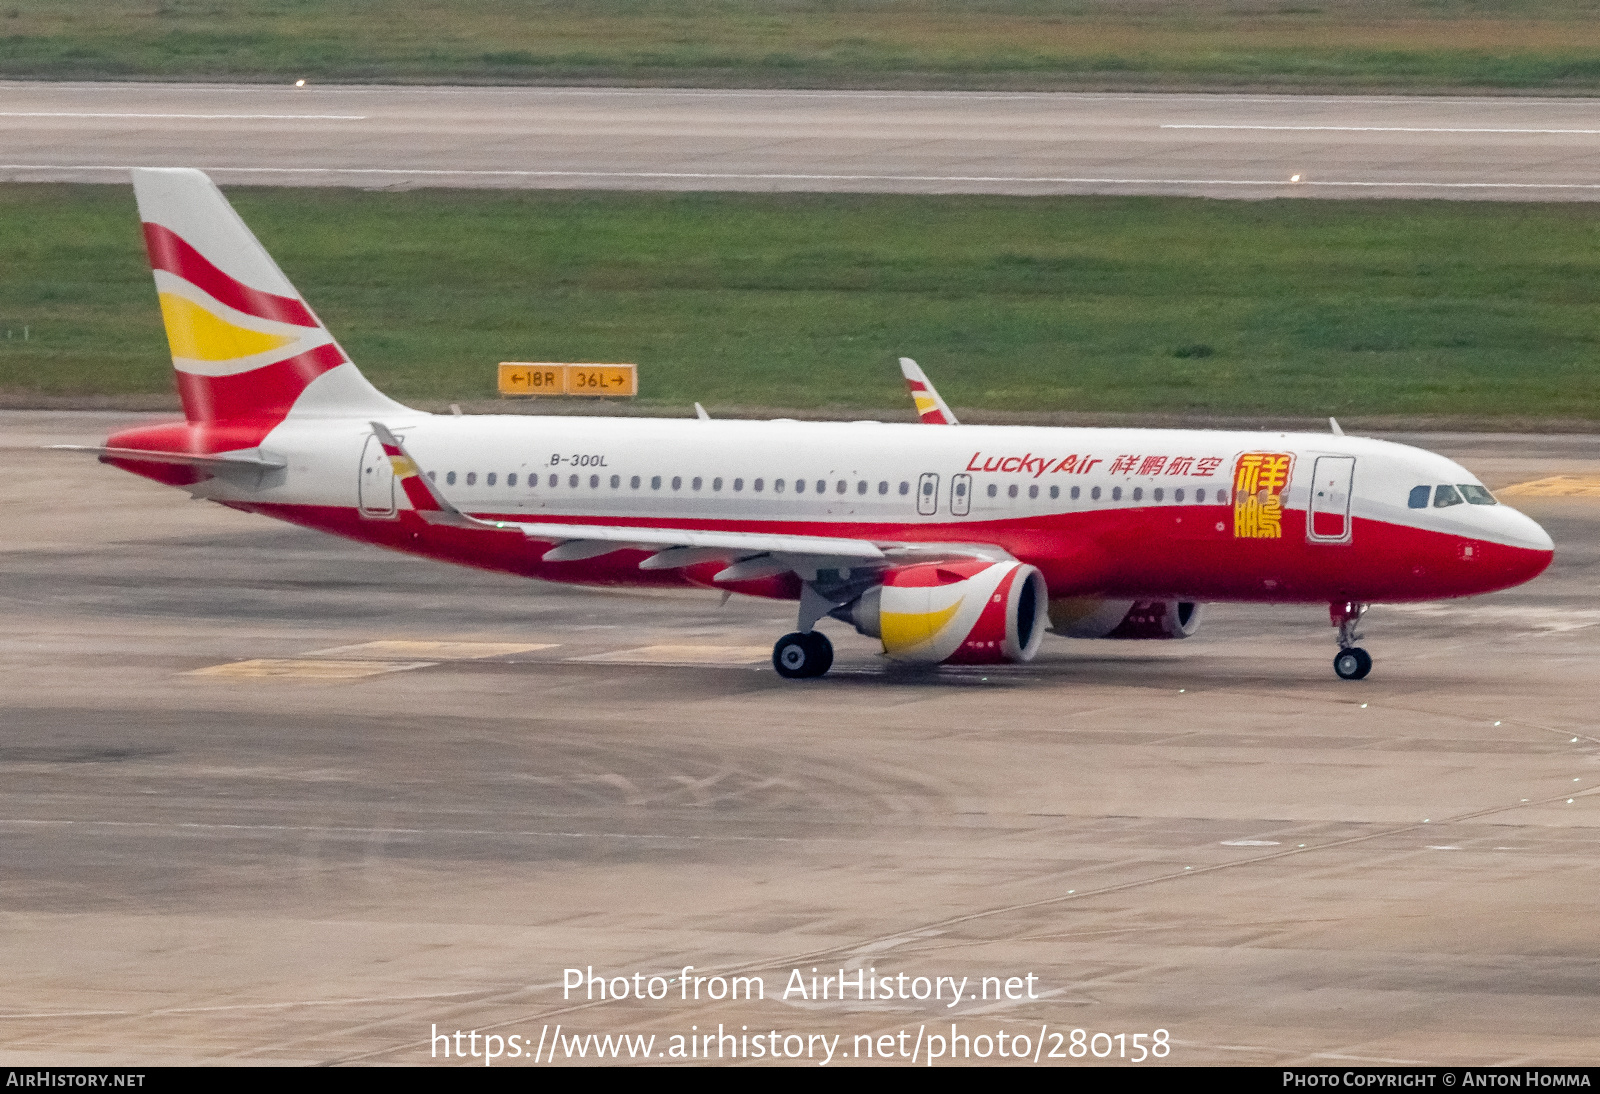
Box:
left=186, top=659, right=436, bottom=680
left=1498, top=475, right=1600, bottom=498
left=306, top=640, right=557, bottom=660
left=573, top=645, right=771, bottom=665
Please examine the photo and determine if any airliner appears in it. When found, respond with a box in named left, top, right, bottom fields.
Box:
left=60, top=168, right=1555, bottom=680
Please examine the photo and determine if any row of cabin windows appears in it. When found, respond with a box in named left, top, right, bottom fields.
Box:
left=428, top=470, right=916, bottom=495
left=982, top=483, right=1227, bottom=504
left=424, top=470, right=1230, bottom=506
left=1407, top=484, right=1498, bottom=509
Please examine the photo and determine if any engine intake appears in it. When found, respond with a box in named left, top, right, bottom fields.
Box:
left=837, top=560, right=1047, bottom=664
left=1049, top=598, right=1202, bottom=640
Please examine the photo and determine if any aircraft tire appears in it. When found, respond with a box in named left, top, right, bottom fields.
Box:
left=1333, top=647, right=1373, bottom=680
left=773, top=631, right=833, bottom=679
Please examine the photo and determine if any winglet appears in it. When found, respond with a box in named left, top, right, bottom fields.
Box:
left=369, top=421, right=470, bottom=521
left=899, top=358, right=959, bottom=425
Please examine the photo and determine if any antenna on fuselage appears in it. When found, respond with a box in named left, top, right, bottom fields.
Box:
left=1329, top=417, right=1344, bottom=436
left=694, top=402, right=710, bottom=420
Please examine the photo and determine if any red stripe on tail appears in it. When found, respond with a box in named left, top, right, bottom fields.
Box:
left=143, top=222, right=319, bottom=328
left=174, top=342, right=346, bottom=425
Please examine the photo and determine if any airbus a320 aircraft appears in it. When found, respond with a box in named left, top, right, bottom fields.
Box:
left=62, top=169, right=1555, bottom=680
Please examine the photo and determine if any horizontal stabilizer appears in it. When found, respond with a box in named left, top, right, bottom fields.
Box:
left=48, top=444, right=286, bottom=470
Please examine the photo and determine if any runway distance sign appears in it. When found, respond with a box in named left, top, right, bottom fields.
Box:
left=499, top=363, right=638, bottom=398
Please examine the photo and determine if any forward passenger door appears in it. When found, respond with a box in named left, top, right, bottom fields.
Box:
left=1307, top=456, right=1356, bottom=544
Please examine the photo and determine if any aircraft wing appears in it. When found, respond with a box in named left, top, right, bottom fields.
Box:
left=369, top=421, right=1009, bottom=576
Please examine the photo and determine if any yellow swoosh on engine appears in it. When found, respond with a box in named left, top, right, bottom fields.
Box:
left=881, top=597, right=963, bottom=648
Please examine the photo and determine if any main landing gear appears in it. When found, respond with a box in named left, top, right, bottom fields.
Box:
left=773, top=631, right=833, bottom=679
left=1330, top=601, right=1372, bottom=680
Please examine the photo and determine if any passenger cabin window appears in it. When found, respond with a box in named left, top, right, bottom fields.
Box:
left=446, top=472, right=457, bottom=485
left=692, top=476, right=702, bottom=490
left=1112, top=487, right=1122, bottom=501
left=1153, top=488, right=1163, bottom=502
left=1408, top=485, right=1430, bottom=508
left=611, top=475, right=620, bottom=488
left=754, top=478, right=764, bottom=492
left=713, top=477, right=722, bottom=491
left=857, top=481, right=867, bottom=495
left=568, top=474, right=578, bottom=488
left=1459, top=484, right=1498, bottom=505
left=1068, top=486, right=1077, bottom=500
left=1050, top=486, right=1060, bottom=500
left=466, top=472, right=477, bottom=485
left=987, top=484, right=998, bottom=498
left=1029, top=485, right=1039, bottom=499
left=507, top=473, right=517, bottom=486
left=672, top=476, right=682, bottom=491
left=1434, top=484, right=1465, bottom=508
left=486, top=473, right=496, bottom=486
left=775, top=479, right=785, bottom=493
left=651, top=475, right=662, bottom=490
left=549, top=474, right=558, bottom=487
left=1091, top=486, right=1101, bottom=500
left=878, top=481, right=888, bottom=495
left=1195, top=488, right=1204, bottom=503
left=428, top=471, right=437, bottom=483
left=630, top=475, right=641, bottom=489
left=794, top=479, right=805, bottom=494
left=899, top=482, right=910, bottom=495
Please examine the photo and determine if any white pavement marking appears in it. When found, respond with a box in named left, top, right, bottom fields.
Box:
left=1164, top=124, right=1600, bottom=135
left=184, top=658, right=436, bottom=679
left=307, top=640, right=556, bottom=660
left=7, top=162, right=1600, bottom=192
left=0, top=112, right=365, bottom=120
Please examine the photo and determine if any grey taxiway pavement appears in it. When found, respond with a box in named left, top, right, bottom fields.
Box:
left=4, top=81, right=1600, bottom=199
left=2, top=411, right=1597, bottom=1065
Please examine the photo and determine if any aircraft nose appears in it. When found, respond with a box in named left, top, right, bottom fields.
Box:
left=1500, top=505, right=1554, bottom=553
left=1484, top=505, right=1555, bottom=589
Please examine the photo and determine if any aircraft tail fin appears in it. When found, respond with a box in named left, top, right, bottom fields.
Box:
left=899, top=357, right=959, bottom=425
left=132, top=167, right=409, bottom=427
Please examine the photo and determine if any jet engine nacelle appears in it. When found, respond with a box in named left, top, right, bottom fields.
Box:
left=1049, top=597, right=1202, bottom=640
left=837, top=559, right=1048, bottom=665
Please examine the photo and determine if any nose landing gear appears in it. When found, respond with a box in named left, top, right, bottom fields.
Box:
left=1330, top=601, right=1372, bottom=680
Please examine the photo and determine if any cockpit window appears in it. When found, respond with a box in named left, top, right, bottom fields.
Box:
left=1459, top=484, right=1497, bottom=506
left=1407, top=485, right=1430, bottom=509
left=1434, top=484, right=1464, bottom=508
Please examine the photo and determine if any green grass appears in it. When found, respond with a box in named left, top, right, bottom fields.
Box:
left=7, top=0, right=1600, bottom=90
left=4, top=183, right=1600, bottom=420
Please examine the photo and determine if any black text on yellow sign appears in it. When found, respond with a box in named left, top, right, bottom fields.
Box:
left=498, top=363, right=638, bottom=398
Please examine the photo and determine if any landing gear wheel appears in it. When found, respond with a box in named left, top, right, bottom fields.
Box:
left=773, top=631, right=833, bottom=679
left=1333, top=647, right=1373, bottom=680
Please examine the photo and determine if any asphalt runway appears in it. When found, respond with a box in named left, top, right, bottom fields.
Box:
left=2, top=410, right=1597, bottom=1066
left=4, top=82, right=1600, bottom=199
